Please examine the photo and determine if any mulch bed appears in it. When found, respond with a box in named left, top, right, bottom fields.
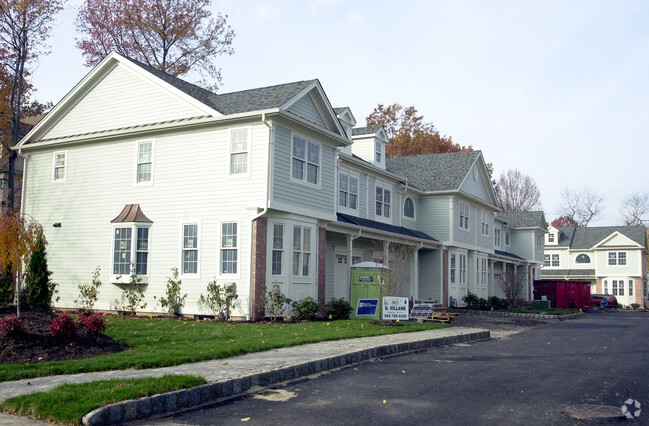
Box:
left=0, top=305, right=126, bottom=365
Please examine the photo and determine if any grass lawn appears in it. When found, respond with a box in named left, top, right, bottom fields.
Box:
left=0, top=375, right=206, bottom=425
left=0, top=317, right=449, bottom=382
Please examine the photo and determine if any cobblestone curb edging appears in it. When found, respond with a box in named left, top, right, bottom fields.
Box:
left=449, top=309, right=584, bottom=320
left=82, top=330, right=489, bottom=425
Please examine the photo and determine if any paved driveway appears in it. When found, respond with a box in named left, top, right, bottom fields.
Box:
left=153, top=311, right=649, bottom=425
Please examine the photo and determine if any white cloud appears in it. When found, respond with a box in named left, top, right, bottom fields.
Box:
left=253, top=1, right=284, bottom=21
left=307, top=0, right=344, bottom=14
left=344, top=12, right=364, bottom=24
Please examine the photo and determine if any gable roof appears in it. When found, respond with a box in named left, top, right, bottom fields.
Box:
left=352, top=126, right=383, bottom=136
left=385, top=151, right=481, bottom=192
left=126, top=57, right=318, bottom=115
left=553, top=225, right=647, bottom=250
left=496, top=211, right=547, bottom=230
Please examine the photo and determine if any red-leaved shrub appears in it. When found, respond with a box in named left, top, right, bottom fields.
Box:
left=0, top=315, right=27, bottom=339
left=49, top=314, right=78, bottom=340
left=80, top=313, right=106, bottom=334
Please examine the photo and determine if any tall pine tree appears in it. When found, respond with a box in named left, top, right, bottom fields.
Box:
left=24, top=233, right=56, bottom=310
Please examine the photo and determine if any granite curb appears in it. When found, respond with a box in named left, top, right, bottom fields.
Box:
left=449, top=309, right=584, bottom=320
left=82, top=329, right=489, bottom=425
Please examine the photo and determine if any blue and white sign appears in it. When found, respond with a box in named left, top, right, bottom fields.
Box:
left=382, top=296, right=409, bottom=320
left=356, top=299, right=379, bottom=316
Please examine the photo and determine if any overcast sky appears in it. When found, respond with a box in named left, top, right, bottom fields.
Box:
left=31, top=0, right=649, bottom=226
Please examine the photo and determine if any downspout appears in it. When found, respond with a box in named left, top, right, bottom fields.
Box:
left=249, top=114, right=272, bottom=320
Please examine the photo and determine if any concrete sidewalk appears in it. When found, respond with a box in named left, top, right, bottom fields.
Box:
left=0, top=326, right=489, bottom=425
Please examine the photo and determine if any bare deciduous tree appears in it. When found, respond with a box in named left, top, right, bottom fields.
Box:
left=557, top=187, right=603, bottom=227
left=620, top=192, right=648, bottom=225
left=496, top=169, right=542, bottom=212
left=374, top=240, right=413, bottom=297
left=499, top=265, right=525, bottom=308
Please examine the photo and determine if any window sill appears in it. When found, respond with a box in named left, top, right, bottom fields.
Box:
left=111, top=276, right=149, bottom=286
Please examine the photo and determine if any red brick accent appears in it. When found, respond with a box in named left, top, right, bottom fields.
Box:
left=318, top=227, right=327, bottom=317
left=251, top=217, right=267, bottom=321
left=442, top=250, right=448, bottom=308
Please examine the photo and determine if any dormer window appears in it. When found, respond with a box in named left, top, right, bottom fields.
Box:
left=548, top=233, right=555, bottom=243
left=375, top=141, right=382, bottom=163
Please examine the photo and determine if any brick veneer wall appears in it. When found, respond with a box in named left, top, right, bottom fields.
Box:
left=251, top=217, right=267, bottom=321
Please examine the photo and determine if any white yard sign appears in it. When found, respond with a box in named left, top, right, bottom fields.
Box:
left=382, top=296, right=409, bottom=320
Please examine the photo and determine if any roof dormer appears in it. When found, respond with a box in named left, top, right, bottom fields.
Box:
left=546, top=226, right=559, bottom=245
left=351, top=126, right=389, bottom=169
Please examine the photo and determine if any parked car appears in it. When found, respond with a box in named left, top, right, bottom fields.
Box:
left=591, top=294, right=617, bottom=308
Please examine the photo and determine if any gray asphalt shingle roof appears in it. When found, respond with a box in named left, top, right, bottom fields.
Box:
left=496, top=211, right=547, bottom=229
left=554, top=225, right=647, bottom=249
left=541, top=269, right=596, bottom=277
left=126, top=57, right=316, bottom=115
left=385, top=151, right=481, bottom=192
left=351, top=126, right=382, bottom=136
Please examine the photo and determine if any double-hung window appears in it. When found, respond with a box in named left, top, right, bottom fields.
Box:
left=53, top=152, right=67, bottom=182
left=338, top=173, right=358, bottom=210
left=551, top=254, right=560, bottom=267
left=450, top=254, right=456, bottom=284
left=480, top=210, right=490, bottom=236
left=113, top=225, right=150, bottom=276
left=375, top=185, right=391, bottom=219
left=494, top=228, right=501, bottom=248
left=292, top=225, right=312, bottom=276
left=375, top=141, right=382, bottom=163
left=220, top=222, right=238, bottom=275
left=136, top=140, right=154, bottom=184
left=292, top=135, right=320, bottom=185
left=544, top=254, right=551, bottom=267
left=629, top=280, right=634, bottom=296
left=459, top=202, right=470, bottom=230
left=182, top=223, right=199, bottom=275
left=608, top=252, right=627, bottom=265
left=612, top=280, right=619, bottom=296
left=229, top=128, right=250, bottom=175
left=458, top=254, right=467, bottom=284
left=272, top=224, right=284, bottom=275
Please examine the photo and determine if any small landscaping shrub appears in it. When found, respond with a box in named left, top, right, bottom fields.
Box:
left=488, top=296, right=509, bottom=310
left=198, top=280, right=238, bottom=320
left=75, top=266, right=102, bottom=312
left=80, top=313, right=106, bottom=334
left=0, top=315, right=27, bottom=339
left=155, top=267, right=186, bottom=315
left=261, top=282, right=292, bottom=321
left=325, top=298, right=352, bottom=320
left=631, top=303, right=640, bottom=310
left=49, top=315, right=78, bottom=340
left=23, top=233, right=58, bottom=311
left=121, top=267, right=147, bottom=314
left=292, top=297, right=320, bottom=321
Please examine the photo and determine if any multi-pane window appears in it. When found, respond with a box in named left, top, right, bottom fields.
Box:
left=53, top=152, right=67, bottom=182
left=548, top=233, right=555, bottom=243
left=604, top=280, right=608, bottom=294
left=479, top=258, right=488, bottom=285
left=544, top=254, right=551, bottom=267
left=375, top=186, right=391, bottom=219
left=272, top=224, right=284, bottom=275
left=612, top=280, right=619, bottom=296
left=608, top=252, right=627, bottom=265
left=293, top=226, right=312, bottom=276
left=450, top=254, right=456, bottom=284
left=292, top=135, right=320, bottom=185
left=505, top=231, right=510, bottom=246
left=480, top=210, right=490, bottom=236
left=182, top=224, right=199, bottom=274
left=494, top=228, right=501, bottom=247
left=375, top=141, right=382, bottom=163
left=459, top=254, right=467, bottom=284
left=113, top=226, right=149, bottom=275
left=221, top=222, right=238, bottom=274
left=459, top=202, right=470, bottom=230
left=338, top=174, right=358, bottom=210
left=404, top=197, right=415, bottom=218
left=618, top=280, right=624, bottom=296
left=551, top=254, right=560, bottom=267
left=536, top=234, right=543, bottom=251
left=230, top=129, right=249, bottom=175
left=629, top=280, right=634, bottom=296
left=136, top=141, right=153, bottom=183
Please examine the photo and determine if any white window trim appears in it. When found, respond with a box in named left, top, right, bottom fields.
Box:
left=459, top=202, right=470, bottom=232
left=290, top=132, right=321, bottom=188
left=110, top=223, right=151, bottom=283
left=292, top=224, right=314, bottom=277
left=52, top=151, right=67, bottom=183
left=270, top=222, right=285, bottom=277
left=180, top=221, right=201, bottom=277
left=403, top=196, right=416, bottom=219
left=135, top=139, right=155, bottom=186
left=338, top=171, right=359, bottom=213
left=374, top=180, right=392, bottom=223
left=219, top=219, right=241, bottom=278
left=228, top=127, right=251, bottom=178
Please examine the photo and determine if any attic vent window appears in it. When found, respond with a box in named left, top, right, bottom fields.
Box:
left=576, top=254, right=591, bottom=264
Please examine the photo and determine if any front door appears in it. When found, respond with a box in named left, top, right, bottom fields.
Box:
left=334, top=255, right=350, bottom=300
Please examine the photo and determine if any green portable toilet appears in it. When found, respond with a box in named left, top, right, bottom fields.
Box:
left=350, top=262, right=390, bottom=320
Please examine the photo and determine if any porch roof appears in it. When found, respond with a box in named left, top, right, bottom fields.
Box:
left=493, top=249, right=526, bottom=261
left=336, top=213, right=438, bottom=242
left=540, top=269, right=596, bottom=277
